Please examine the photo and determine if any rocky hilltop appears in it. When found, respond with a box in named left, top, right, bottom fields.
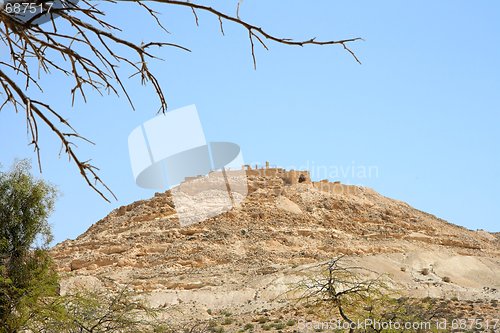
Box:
left=51, top=166, right=500, bottom=325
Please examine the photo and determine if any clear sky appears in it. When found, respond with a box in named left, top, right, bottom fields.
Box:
left=1, top=0, right=499, bottom=244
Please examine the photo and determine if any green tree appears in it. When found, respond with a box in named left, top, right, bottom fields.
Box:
left=0, top=160, right=59, bottom=333
left=0, top=161, right=174, bottom=332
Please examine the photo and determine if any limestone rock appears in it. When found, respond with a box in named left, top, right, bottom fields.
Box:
left=50, top=166, right=500, bottom=325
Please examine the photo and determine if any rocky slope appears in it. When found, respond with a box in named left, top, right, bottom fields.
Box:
left=51, top=167, right=500, bottom=325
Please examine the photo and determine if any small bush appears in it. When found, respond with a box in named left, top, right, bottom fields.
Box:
left=272, top=322, right=286, bottom=330
left=243, top=323, right=254, bottom=330
left=286, top=319, right=296, bottom=326
left=420, top=268, right=430, bottom=275
left=222, top=317, right=234, bottom=325
left=442, top=276, right=452, bottom=283
left=261, top=323, right=272, bottom=331
left=208, top=326, right=224, bottom=333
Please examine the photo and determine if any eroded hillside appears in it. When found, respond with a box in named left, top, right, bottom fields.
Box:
left=51, top=167, right=500, bottom=327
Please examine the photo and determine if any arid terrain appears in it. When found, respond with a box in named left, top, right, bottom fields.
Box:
left=51, top=167, right=500, bottom=332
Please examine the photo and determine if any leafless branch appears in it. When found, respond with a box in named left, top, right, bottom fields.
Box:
left=0, top=0, right=362, bottom=201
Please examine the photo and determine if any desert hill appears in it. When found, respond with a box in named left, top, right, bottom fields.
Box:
left=51, top=166, right=500, bottom=327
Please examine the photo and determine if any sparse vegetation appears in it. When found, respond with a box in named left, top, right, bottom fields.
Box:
left=297, top=256, right=387, bottom=332
left=272, top=321, right=286, bottom=330
left=209, top=327, right=224, bottom=333
left=261, top=323, right=271, bottom=331
left=294, top=256, right=460, bottom=333
left=221, top=317, right=234, bottom=325
left=243, top=323, right=254, bottom=331
left=33, top=288, right=166, bottom=333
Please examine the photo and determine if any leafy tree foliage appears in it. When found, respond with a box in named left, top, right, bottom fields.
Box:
left=0, top=160, right=58, bottom=333
left=0, top=161, right=172, bottom=332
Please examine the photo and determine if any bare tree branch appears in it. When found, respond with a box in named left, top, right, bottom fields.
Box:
left=0, top=0, right=362, bottom=201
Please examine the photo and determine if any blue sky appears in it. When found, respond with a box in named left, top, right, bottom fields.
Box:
left=1, top=0, right=499, bottom=244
